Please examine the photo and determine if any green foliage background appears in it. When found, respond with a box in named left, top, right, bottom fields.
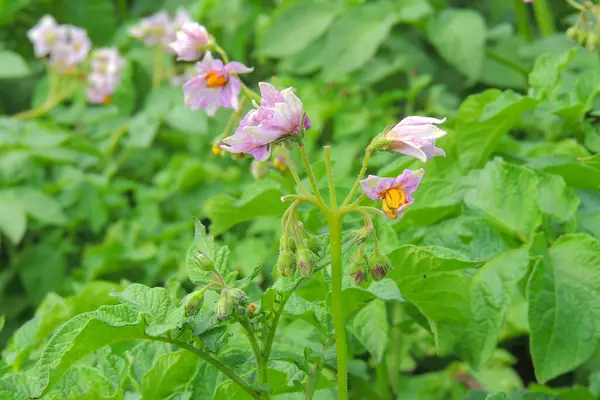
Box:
left=1, top=0, right=600, bottom=399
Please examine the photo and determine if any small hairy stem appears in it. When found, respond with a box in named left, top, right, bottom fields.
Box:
left=279, top=145, right=312, bottom=198
left=376, top=361, right=391, bottom=399
left=105, top=124, right=129, bottom=158
left=13, top=77, right=78, bottom=121
left=303, top=358, right=324, bottom=400
left=214, top=43, right=230, bottom=63
left=262, top=292, right=291, bottom=361
left=298, top=143, right=325, bottom=204
left=390, top=304, right=403, bottom=393
left=485, top=50, right=530, bottom=78
left=241, top=83, right=261, bottom=103
left=532, top=0, right=556, bottom=36
left=328, top=212, right=349, bottom=400
left=239, top=319, right=270, bottom=398
left=342, top=150, right=372, bottom=207
left=214, top=97, right=248, bottom=148
left=324, top=146, right=337, bottom=211
left=153, top=336, right=260, bottom=399
left=152, top=46, right=164, bottom=89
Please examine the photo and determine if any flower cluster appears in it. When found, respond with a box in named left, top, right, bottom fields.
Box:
left=87, top=48, right=125, bottom=105
left=27, top=15, right=91, bottom=72
left=128, top=8, right=191, bottom=49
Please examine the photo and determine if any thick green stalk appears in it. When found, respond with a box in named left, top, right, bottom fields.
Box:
left=342, top=150, right=371, bottom=206
left=328, top=213, right=348, bottom=400
left=514, top=0, right=533, bottom=41
left=152, top=46, right=164, bottom=89
left=532, top=0, right=556, bottom=36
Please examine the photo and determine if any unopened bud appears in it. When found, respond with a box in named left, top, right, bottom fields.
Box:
left=577, top=29, right=588, bottom=46
left=349, top=250, right=368, bottom=285
left=297, top=247, right=316, bottom=277
left=587, top=32, right=598, bottom=51
left=305, top=236, right=323, bottom=255
left=279, top=236, right=296, bottom=252
left=277, top=249, right=296, bottom=277
left=247, top=303, right=257, bottom=314
left=348, top=226, right=371, bottom=246
left=271, top=153, right=287, bottom=172
left=368, top=252, right=392, bottom=281
left=194, top=251, right=214, bottom=271
left=566, top=26, right=578, bottom=40
left=251, top=160, right=269, bottom=179
left=182, top=290, right=205, bottom=317
left=225, top=287, right=248, bottom=306
left=215, top=297, right=233, bottom=321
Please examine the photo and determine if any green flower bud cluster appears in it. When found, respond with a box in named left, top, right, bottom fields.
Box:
left=193, top=250, right=214, bottom=271
left=182, top=289, right=206, bottom=317
left=276, top=226, right=322, bottom=278
left=348, top=226, right=371, bottom=246
left=348, top=249, right=392, bottom=285
left=215, top=287, right=249, bottom=321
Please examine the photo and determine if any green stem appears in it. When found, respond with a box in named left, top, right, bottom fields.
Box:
left=105, top=124, right=129, bottom=158
left=532, top=0, right=556, bottom=37
left=152, top=46, right=164, bottom=89
left=153, top=336, right=260, bottom=399
left=303, top=358, right=324, bottom=400
left=376, top=361, right=391, bottom=399
left=389, top=304, right=403, bottom=393
left=342, top=150, right=371, bottom=206
left=299, top=143, right=324, bottom=204
left=242, top=83, right=261, bottom=103
left=485, top=50, right=530, bottom=79
left=324, top=146, right=337, bottom=211
left=262, top=293, right=291, bottom=361
left=280, top=145, right=311, bottom=198
left=514, top=0, right=533, bottom=41
left=239, top=319, right=270, bottom=398
left=328, top=212, right=348, bottom=400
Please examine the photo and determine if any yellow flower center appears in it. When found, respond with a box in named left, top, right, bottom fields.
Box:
left=381, top=186, right=407, bottom=219
left=205, top=71, right=228, bottom=88
left=211, top=144, right=222, bottom=155
left=272, top=157, right=287, bottom=172
left=102, top=95, right=112, bottom=105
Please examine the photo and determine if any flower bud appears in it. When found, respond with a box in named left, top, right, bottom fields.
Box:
left=247, top=303, right=257, bottom=314
left=182, top=290, right=205, bottom=317
left=215, top=297, right=234, bottom=321
left=305, top=236, right=323, bottom=255
left=277, top=249, right=296, bottom=277
left=348, top=226, right=371, bottom=246
left=566, top=26, right=578, bottom=40
left=251, top=160, right=269, bottom=179
left=587, top=32, right=598, bottom=51
left=225, top=287, right=249, bottom=306
left=297, top=247, right=316, bottom=277
left=368, top=252, right=392, bottom=281
left=349, top=250, right=368, bottom=285
left=279, top=235, right=296, bottom=252
left=193, top=250, right=214, bottom=271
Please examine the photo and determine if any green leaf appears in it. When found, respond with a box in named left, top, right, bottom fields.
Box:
left=427, top=9, right=486, bottom=80
left=126, top=341, right=172, bottom=388
left=127, top=112, right=160, bottom=148
left=528, top=49, right=575, bottom=101
left=111, top=283, right=184, bottom=336
left=49, top=365, right=121, bottom=400
left=528, top=234, right=600, bottom=383
left=204, top=181, right=287, bottom=235
left=0, top=195, right=26, bottom=244
left=348, top=300, right=389, bottom=363
left=0, top=50, right=30, bottom=79
left=456, top=247, right=530, bottom=368
left=258, top=1, right=339, bottom=57
left=141, top=351, right=198, bottom=400
left=453, top=89, right=536, bottom=171
left=528, top=154, right=600, bottom=189
left=213, top=379, right=254, bottom=400
left=536, top=172, right=580, bottom=221
left=387, top=245, right=479, bottom=352
left=402, top=178, right=466, bottom=226
left=0, top=315, right=4, bottom=332
left=19, top=244, right=66, bottom=304
left=465, top=159, right=541, bottom=243
left=165, top=105, right=208, bottom=134
left=574, top=68, right=600, bottom=111
left=321, top=1, right=398, bottom=80
left=15, top=187, right=68, bottom=225
left=34, top=304, right=147, bottom=398
left=394, top=0, right=433, bottom=22
left=0, top=371, right=40, bottom=400
left=185, top=361, right=221, bottom=398
left=486, top=390, right=558, bottom=400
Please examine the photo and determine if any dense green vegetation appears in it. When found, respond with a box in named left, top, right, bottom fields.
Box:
left=1, top=0, right=600, bottom=399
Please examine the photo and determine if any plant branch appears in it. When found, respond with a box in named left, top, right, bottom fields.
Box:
left=279, top=145, right=312, bottom=198
left=153, top=336, right=261, bottom=399
left=298, top=143, right=324, bottom=204
left=239, top=318, right=269, bottom=398
left=342, top=150, right=371, bottom=207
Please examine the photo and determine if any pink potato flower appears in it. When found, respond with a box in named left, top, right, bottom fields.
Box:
left=27, top=15, right=60, bottom=58
left=380, top=116, right=447, bottom=162
left=170, top=22, right=210, bottom=61
left=221, top=82, right=309, bottom=161
left=87, top=48, right=125, bottom=105
left=360, top=169, right=424, bottom=219
left=183, top=51, right=252, bottom=116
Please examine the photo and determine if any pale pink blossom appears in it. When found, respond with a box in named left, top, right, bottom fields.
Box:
left=360, top=169, right=424, bottom=219
left=381, top=116, right=447, bottom=162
